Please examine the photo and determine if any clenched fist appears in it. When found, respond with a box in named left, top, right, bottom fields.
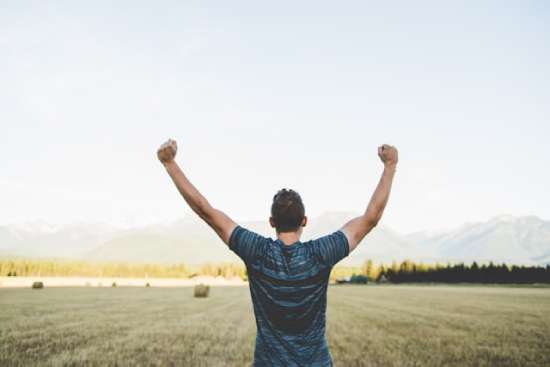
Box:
left=378, top=144, right=398, bottom=167
left=157, top=139, right=178, bottom=165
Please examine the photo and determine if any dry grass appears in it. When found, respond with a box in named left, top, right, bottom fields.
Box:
left=0, top=285, right=549, bottom=366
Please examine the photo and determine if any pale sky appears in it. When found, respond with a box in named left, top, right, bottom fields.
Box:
left=1, top=1, right=549, bottom=233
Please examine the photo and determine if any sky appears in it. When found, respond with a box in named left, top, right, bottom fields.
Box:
left=1, top=1, right=549, bottom=234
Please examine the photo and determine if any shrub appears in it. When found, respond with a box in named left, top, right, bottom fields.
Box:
left=32, top=281, right=44, bottom=289
left=350, top=274, right=369, bottom=284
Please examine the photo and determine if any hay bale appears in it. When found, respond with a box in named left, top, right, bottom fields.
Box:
left=194, top=284, right=210, bottom=298
left=32, top=281, right=44, bottom=289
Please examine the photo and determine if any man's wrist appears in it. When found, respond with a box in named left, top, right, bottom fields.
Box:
left=383, top=163, right=397, bottom=173
left=162, top=160, right=178, bottom=169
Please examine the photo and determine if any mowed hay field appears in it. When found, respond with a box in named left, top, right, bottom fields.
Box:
left=1, top=285, right=549, bottom=367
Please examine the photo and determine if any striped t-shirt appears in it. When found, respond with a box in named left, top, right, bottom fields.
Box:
left=229, top=226, right=350, bottom=366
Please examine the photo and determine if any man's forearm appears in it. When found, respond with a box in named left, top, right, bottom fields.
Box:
left=341, top=144, right=398, bottom=251
left=157, top=139, right=236, bottom=245
left=163, top=160, right=212, bottom=218
left=363, top=165, right=396, bottom=226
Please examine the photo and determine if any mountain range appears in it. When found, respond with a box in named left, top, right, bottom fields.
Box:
left=1, top=213, right=549, bottom=266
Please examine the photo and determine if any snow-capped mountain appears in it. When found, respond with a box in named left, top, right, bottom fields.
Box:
left=1, top=214, right=549, bottom=266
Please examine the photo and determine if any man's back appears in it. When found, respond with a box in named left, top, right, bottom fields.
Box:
left=229, top=226, right=349, bottom=367
left=157, top=139, right=397, bottom=366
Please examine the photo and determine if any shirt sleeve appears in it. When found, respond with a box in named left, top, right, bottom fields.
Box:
left=228, top=225, right=268, bottom=265
left=311, top=230, right=350, bottom=267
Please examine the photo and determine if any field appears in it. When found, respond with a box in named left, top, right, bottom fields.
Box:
left=1, top=285, right=549, bottom=367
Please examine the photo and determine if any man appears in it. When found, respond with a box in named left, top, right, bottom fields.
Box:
left=157, top=139, right=398, bottom=366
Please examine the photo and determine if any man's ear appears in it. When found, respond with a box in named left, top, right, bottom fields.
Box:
left=269, top=217, right=276, bottom=228
left=301, top=216, right=308, bottom=227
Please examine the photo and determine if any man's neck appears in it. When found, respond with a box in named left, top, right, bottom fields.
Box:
left=276, top=231, right=301, bottom=246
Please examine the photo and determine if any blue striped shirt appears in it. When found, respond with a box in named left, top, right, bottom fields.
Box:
left=229, top=226, right=350, bottom=366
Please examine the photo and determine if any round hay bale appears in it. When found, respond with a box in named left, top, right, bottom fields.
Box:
left=194, top=283, right=210, bottom=298
left=32, top=281, right=44, bottom=289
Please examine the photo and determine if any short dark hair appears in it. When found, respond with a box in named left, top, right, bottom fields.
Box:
left=271, top=188, right=305, bottom=233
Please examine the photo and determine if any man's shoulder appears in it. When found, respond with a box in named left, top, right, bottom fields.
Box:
left=302, top=230, right=350, bottom=267
left=305, top=230, right=347, bottom=245
left=227, top=226, right=278, bottom=265
left=229, top=225, right=275, bottom=247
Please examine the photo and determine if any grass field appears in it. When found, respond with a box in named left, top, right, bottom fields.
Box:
left=1, top=285, right=549, bottom=367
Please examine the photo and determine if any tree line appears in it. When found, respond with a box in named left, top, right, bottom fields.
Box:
left=361, top=259, right=550, bottom=284
left=1, top=258, right=549, bottom=284
left=0, top=259, right=245, bottom=279
left=0, top=258, right=359, bottom=282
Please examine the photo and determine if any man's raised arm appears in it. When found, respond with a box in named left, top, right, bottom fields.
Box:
left=341, top=144, right=398, bottom=252
left=156, top=139, right=237, bottom=245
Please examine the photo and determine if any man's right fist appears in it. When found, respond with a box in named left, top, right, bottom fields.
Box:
left=157, top=139, right=178, bottom=165
left=378, top=144, right=398, bottom=167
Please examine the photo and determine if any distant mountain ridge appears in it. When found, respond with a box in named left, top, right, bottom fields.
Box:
left=1, top=214, right=549, bottom=266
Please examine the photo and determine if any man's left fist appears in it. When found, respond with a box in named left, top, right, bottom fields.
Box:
left=157, top=139, right=178, bottom=164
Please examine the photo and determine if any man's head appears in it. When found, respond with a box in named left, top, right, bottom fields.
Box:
left=269, top=188, right=307, bottom=233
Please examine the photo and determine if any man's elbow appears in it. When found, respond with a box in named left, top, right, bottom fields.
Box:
left=195, top=207, right=213, bottom=222
left=364, top=213, right=380, bottom=229
left=192, top=203, right=212, bottom=222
